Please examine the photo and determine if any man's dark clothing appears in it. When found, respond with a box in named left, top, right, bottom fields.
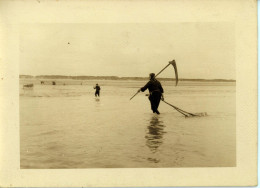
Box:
left=94, top=85, right=101, bottom=97
left=141, top=79, right=164, bottom=114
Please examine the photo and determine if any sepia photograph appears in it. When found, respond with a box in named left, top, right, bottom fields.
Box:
left=0, top=0, right=257, bottom=187
left=19, top=23, right=236, bottom=168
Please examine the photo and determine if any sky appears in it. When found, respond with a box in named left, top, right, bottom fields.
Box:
left=20, top=23, right=235, bottom=79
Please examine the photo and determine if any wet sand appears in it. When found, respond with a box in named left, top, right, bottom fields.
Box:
left=20, top=79, right=236, bottom=168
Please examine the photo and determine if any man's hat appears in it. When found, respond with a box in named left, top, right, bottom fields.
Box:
left=149, top=73, right=155, bottom=79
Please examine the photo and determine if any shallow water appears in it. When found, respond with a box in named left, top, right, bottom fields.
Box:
left=20, top=79, right=236, bottom=168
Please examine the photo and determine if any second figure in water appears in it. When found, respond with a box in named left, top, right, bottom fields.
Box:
left=94, top=83, right=101, bottom=97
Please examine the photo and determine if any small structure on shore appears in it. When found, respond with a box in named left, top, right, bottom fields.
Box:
left=23, top=84, right=34, bottom=89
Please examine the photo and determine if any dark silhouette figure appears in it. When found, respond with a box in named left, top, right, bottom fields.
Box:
left=40, top=81, right=44, bottom=85
left=138, top=73, right=164, bottom=114
left=94, top=84, right=101, bottom=97
left=52, top=81, right=56, bottom=85
left=23, top=84, right=34, bottom=89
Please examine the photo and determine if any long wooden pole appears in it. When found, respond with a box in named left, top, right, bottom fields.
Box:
left=129, top=90, right=140, bottom=100
left=130, top=63, right=171, bottom=100
left=130, top=60, right=178, bottom=100
left=155, top=63, right=171, bottom=77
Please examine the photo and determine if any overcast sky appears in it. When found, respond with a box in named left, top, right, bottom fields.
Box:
left=20, top=23, right=235, bottom=79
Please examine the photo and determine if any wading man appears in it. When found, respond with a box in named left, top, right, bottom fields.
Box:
left=94, top=83, right=101, bottom=97
left=138, top=73, right=164, bottom=114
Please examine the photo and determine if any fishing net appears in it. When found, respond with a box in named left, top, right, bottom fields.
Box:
left=162, top=100, right=207, bottom=117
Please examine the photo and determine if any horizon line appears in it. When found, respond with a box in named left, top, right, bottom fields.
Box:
left=19, top=74, right=236, bottom=81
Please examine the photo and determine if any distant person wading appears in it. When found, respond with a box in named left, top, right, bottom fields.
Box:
left=94, top=84, right=101, bottom=97
left=138, top=73, right=164, bottom=114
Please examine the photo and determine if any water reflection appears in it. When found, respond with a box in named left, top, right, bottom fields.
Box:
left=145, top=116, right=166, bottom=153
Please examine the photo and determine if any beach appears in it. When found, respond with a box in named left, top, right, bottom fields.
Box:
left=20, top=79, right=236, bottom=168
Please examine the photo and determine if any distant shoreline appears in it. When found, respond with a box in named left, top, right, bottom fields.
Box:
left=19, top=75, right=236, bottom=82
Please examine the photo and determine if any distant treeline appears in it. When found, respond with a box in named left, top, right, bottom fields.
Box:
left=19, top=75, right=236, bottom=82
